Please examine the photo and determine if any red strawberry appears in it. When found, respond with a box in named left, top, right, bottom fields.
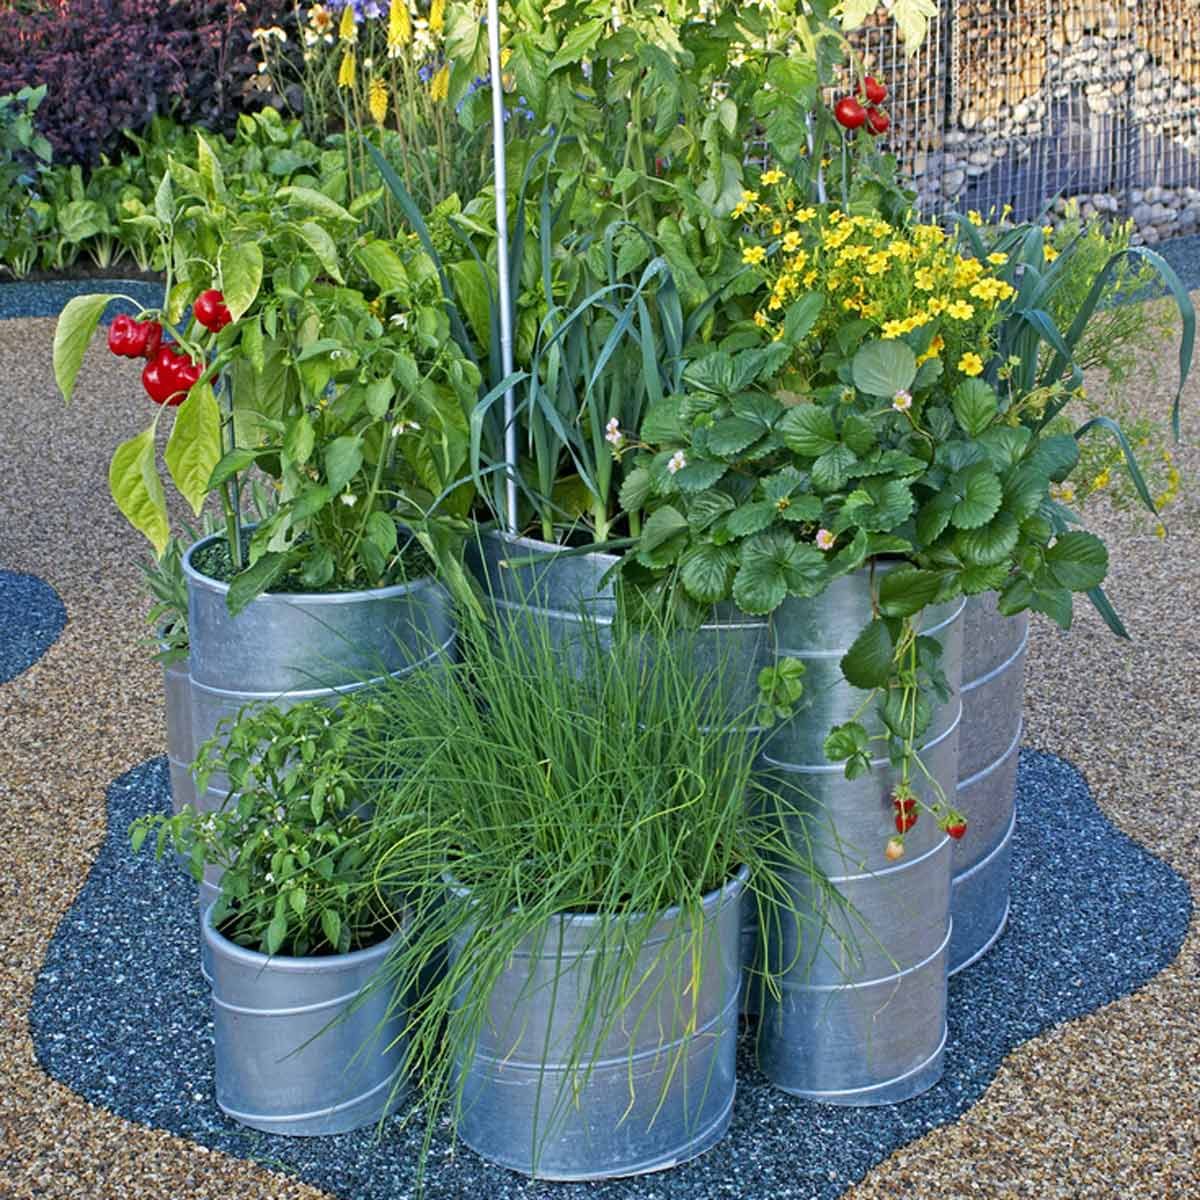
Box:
left=895, top=811, right=918, bottom=833
left=945, top=820, right=967, bottom=840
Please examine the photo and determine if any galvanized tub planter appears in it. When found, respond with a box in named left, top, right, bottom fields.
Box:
left=183, top=531, right=455, bottom=911
left=452, top=865, right=749, bottom=1180
left=161, top=651, right=195, bottom=817
left=202, top=906, right=405, bottom=1136
left=949, top=592, right=1028, bottom=974
left=754, top=567, right=964, bottom=1105
left=465, top=528, right=619, bottom=657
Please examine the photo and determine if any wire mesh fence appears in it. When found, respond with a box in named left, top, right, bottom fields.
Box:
left=848, top=0, right=1200, bottom=242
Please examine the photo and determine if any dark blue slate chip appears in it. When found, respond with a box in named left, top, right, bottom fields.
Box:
left=30, top=750, right=1191, bottom=1200
left=0, top=570, right=67, bottom=683
left=0, top=279, right=164, bottom=323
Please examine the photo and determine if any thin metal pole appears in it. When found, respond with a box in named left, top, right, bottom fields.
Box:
left=487, top=0, right=519, bottom=534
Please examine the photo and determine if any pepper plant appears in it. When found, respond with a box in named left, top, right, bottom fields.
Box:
left=131, top=699, right=396, bottom=957
left=54, top=129, right=484, bottom=613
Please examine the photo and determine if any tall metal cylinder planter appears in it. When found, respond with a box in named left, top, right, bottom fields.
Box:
left=452, top=866, right=748, bottom=1181
left=161, top=652, right=195, bottom=817
left=949, top=593, right=1028, bottom=974
left=184, top=533, right=455, bottom=910
left=755, top=568, right=964, bottom=1105
left=203, top=906, right=405, bottom=1136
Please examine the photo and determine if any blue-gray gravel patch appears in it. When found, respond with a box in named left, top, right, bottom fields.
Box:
left=0, top=570, right=67, bottom=682
left=30, top=750, right=1191, bottom=1200
left=0, top=278, right=164, bottom=323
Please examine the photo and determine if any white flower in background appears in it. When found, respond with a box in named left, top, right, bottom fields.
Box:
left=816, top=528, right=836, bottom=551
left=265, top=872, right=275, bottom=883
left=392, top=419, right=421, bottom=437
left=892, top=388, right=913, bottom=413
left=604, top=417, right=623, bottom=448
left=666, top=450, right=687, bottom=475
left=390, top=311, right=410, bottom=328
left=340, top=491, right=358, bottom=507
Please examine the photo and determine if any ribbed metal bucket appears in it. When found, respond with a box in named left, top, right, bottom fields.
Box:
left=452, top=866, right=748, bottom=1180
left=184, top=532, right=455, bottom=911
left=203, top=906, right=405, bottom=1136
left=949, top=593, right=1028, bottom=974
left=162, top=654, right=195, bottom=817
left=754, top=567, right=963, bottom=1105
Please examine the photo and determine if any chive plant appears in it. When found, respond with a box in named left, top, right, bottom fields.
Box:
left=346, top=606, right=845, bottom=1177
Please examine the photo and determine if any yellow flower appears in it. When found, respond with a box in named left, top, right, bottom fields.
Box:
left=387, top=0, right=411, bottom=52
left=958, top=352, right=984, bottom=377
left=803, top=270, right=817, bottom=287
left=730, top=202, right=747, bottom=219
left=952, top=257, right=984, bottom=287
left=761, top=168, right=785, bottom=185
left=782, top=231, right=802, bottom=253
left=987, top=252, right=1009, bottom=266
left=740, top=189, right=759, bottom=204
left=338, top=2, right=356, bottom=42
left=368, top=75, right=388, bottom=123
left=946, top=299, right=975, bottom=320
left=1092, top=469, right=1111, bottom=490
left=430, top=61, right=450, bottom=101
left=1043, top=244, right=1059, bottom=263
left=927, top=297, right=946, bottom=314
left=1155, top=522, right=1167, bottom=539
left=742, top=245, right=767, bottom=266
left=916, top=335, right=944, bottom=364
left=865, top=251, right=890, bottom=276
left=429, top=0, right=445, bottom=32
left=795, top=206, right=816, bottom=222
left=337, top=47, right=355, bottom=87
left=914, top=266, right=936, bottom=291
left=881, top=319, right=907, bottom=340
left=772, top=220, right=783, bottom=235
left=967, top=209, right=983, bottom=226
left=754, top=310, right=768, bottom=328
left=1042, top=224, right=1055, bottom=237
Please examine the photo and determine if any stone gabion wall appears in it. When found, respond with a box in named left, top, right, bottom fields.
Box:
left=850, top=0, right=1200, bottom=242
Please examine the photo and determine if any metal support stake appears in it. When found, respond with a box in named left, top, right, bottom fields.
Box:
left=487, top=0, right=519, bottom=534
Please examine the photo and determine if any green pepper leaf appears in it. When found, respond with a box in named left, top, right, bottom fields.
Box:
left=109, top=426, right=169, bottom=554
left=54, top=293, right=115, bottom=403
left=165, top=380, right=222, bottom=515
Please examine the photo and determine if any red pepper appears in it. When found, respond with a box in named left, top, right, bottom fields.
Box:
left=107, top=314, right=164, bottom=359
left=833, top=96, right=867, bottom=129
left=864, top=76, right=888, bottom=105
left=141, top=345, right=202, bottom=407
left=194, top=289, right=232, bottom=333
left=866, top=108, right=890, bottom=135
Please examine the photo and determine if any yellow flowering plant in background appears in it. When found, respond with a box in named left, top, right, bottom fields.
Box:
left=247, top=0, right=492, bottom=219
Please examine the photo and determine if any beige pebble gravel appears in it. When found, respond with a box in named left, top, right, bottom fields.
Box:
left=0, top=313, right=1197, bottom=1199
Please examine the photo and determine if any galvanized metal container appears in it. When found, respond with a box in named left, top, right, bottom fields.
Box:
left=203, top=906, right=405, bottom=1136
left=452, top=866, right=749, bottom=1180
left=161, top=653, right=195, bottom=817
left=184, top=532, right=455, bottom=910
left=754, top=568, right=963, bottom=1105
left=949, top=593, right=1028, bottom=974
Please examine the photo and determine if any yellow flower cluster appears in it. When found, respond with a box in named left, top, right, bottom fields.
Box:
left=738, top=172, right=1016, bottom=379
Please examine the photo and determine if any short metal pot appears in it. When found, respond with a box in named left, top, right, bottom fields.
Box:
left=184, top=532, right=455, bottom=910
left=451, top=866, right=749, bottom=1180
left=203, top=906, right=406, bottom=1136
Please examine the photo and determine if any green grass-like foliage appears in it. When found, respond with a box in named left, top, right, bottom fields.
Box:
left=350, top=605, right=830, bottom=1177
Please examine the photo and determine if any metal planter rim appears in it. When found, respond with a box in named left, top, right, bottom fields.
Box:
left=201, top=903, right=403, bottom=972
left=183, top=531, right=441, bottom=608
left=446, top=863, right=751, bottom=956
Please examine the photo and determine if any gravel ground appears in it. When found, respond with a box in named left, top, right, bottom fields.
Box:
left=1, top=290, right=1198, bottom=1198
left=25, top=750, right=1189, bottom=1200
